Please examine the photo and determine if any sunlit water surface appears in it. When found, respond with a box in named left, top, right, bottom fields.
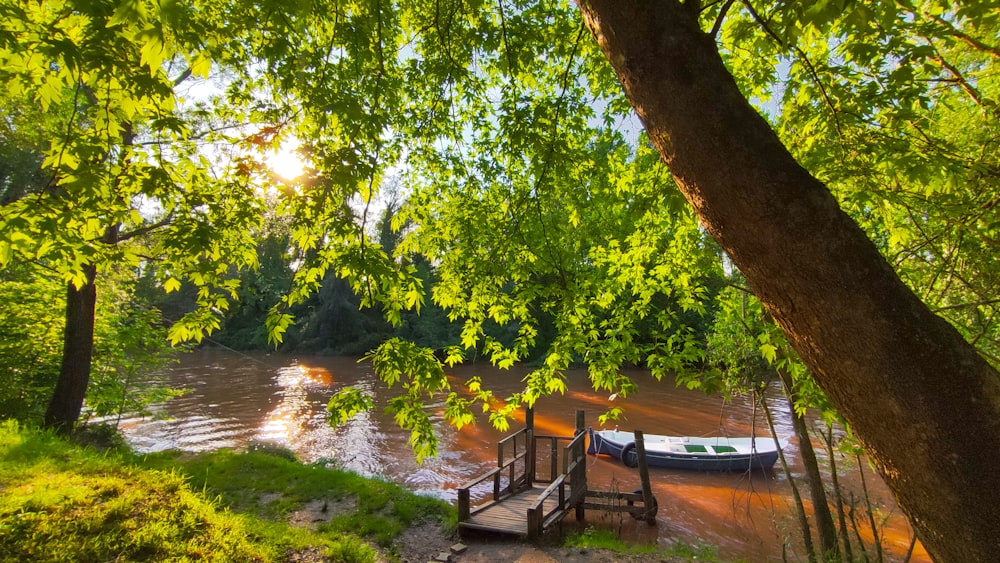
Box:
left=119, top=349, right=928, bottom=562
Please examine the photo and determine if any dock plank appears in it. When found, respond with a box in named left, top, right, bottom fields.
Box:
left=461, top=486, right=549, bottom=536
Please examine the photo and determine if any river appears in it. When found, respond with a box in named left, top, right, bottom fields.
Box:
left=118, top=348, right=928, bottom=562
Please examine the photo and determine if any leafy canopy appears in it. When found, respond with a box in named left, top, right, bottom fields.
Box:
left=3, top=0, right=998, bottom=459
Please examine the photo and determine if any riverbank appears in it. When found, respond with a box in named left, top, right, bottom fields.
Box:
left=119, top=349, right=791, bottom=559
left=0, top=421, right=715, bottom=562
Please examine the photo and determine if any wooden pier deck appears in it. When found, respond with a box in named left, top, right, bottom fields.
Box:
left=460, top=485, right=553, bottom=535
left=457, top=410, right=657, bottom=539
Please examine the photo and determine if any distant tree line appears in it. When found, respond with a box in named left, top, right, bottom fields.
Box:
left=152, top=206, right=723, bottom=361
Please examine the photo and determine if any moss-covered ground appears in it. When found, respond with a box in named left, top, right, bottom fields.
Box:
left=0, top=421, right=454, bottom=562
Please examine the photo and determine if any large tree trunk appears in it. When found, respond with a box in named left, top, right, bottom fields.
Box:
left=44, top=264, right=97, bottom=434
left=575, top=1, right=1000, bottom=561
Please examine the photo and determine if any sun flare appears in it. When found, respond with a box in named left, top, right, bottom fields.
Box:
left=266, top=141, right=307, bottom=180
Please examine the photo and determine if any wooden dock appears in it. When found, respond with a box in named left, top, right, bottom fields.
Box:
left=457, top=410, right=657, bottom=539
left=460, top=485, right=556, bottom=535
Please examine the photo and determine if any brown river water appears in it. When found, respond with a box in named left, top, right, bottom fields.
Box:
left=118, top=348, right=929, bottom=562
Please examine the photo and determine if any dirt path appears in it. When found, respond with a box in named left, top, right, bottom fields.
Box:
left=287, top=495, right=684, bottom=562
left=393, top=524, right=687, bottom=563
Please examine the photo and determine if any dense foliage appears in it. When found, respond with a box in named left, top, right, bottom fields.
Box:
left=0, top=265, right=178, bottom=425
left=0, top=0, right=994, bottom=461
left=1, top=1, right=998, bottom=559
left=0, top=0, right=993, bottom=445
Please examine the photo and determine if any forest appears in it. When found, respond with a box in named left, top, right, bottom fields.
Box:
left=1, top=1, right=999, bottom=561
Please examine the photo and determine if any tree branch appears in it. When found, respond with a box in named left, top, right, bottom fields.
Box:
left=116, top=213, right=175, bottom=243
left=932, top=299, right=1000, bottom=313
left=928, top=13, right=1000, bottom=60
left=709, top=0, right=735, bottom=39
left=739, top=0, right=783, bottom=47
left=923, top=39, right=986, bottom=107
left=172, top=66, right=193, bottom=87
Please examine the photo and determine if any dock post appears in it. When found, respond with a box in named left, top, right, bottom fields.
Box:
left=634, top=430, right=657, bottom=525
left=527, top=506, right=541, bottom=539
left=458, top=488, right=470, bottom=522
left=574, top=409, right=586, bottom=521
left=496, top=439, right=504, bottom=499
left=526, top=406, right=535, bottom=486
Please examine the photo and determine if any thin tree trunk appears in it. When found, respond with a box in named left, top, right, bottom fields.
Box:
left=761, top=392, right=815, bottom=562
left=43, top=112, right=130, bottom=435
left=903, top=532, right=918, bottom=563
left=857, top=454, right=884, bottom=563
left=576, top=2, right=1000, bottom=560
left=779, top=371, right=839, bottom=560
left=44, top=264, right=97, bottom=434
left=823, top=424, right=854, bottom=562
left=849, top=492, right=871, bottom=562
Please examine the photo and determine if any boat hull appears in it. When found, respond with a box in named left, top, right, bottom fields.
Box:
left=587, top=428, right=782, bottom=472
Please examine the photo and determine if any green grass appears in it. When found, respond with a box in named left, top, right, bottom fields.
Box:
left=0, top=420, right=455, bottom=562
left=564, top=526, right=721, bottom=561
left=140, top=445, right=457, bottom=547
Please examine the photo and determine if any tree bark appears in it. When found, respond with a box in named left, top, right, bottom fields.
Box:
left=44, top=263, right=97, bottom=434
left=576, top=1, right=1000, bottom=561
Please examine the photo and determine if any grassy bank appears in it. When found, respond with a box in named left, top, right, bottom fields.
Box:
left=564, top=527, right=720, bottom=561
left=0, top=421, right=454, bottom=562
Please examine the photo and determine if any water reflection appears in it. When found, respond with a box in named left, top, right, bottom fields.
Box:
left=120, top=349, right=927, bottom=562
left=323, top=379, right=382, bottom=476
left=259, top=365, right=323, bottom=445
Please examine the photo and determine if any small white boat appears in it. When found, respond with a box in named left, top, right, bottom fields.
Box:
left=587, top=428, right=785, bottom=471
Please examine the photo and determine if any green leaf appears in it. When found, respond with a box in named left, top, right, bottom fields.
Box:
left=108, top=0, right=146, bottom=27
left=163, top=277, right=182, bottom=293
left=760, top=343, right=778, bottom=364
left=326, top=387, right=375, bottom=426
left=190, top=52, right=212, bottom=78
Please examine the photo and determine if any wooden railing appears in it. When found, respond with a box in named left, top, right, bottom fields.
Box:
left=531, top=434, right=568, bottom=483
left=527, top=474, right=566, bottom=537
left=457, top=409, right=592, bottom=538
left=526, top=428, right=588, bottom=537
left=457, top=426, right=532, bottom=521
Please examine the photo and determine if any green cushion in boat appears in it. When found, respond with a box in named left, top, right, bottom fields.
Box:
left=684, top=445, right=708, bottom=453
left=712, top=445, right=738, bottom=453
